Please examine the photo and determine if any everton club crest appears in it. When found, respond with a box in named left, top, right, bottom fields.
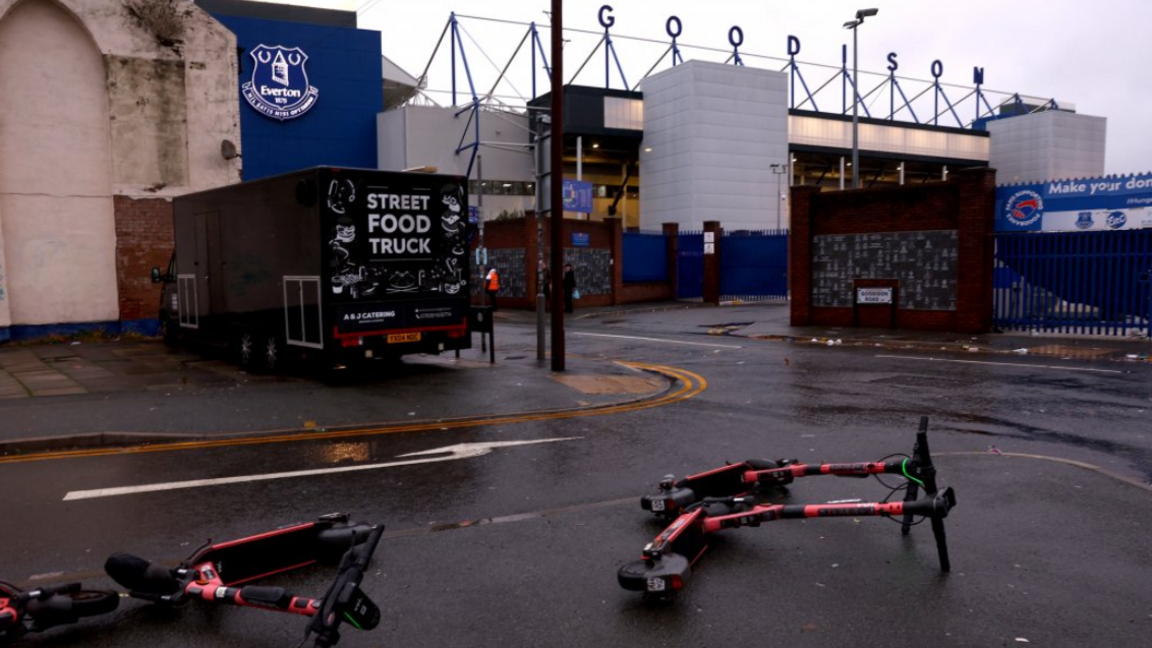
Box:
left=241, top=44, right=319, bottom=121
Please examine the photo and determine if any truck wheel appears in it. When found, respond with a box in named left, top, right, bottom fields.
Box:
left=236, top=331, right=257, bottom=369
left=158, top=314, right=179, bottom=346
left=261, top=336, right=280, bottom=371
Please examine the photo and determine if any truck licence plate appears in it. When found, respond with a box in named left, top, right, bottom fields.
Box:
left=387, top=332, right=421, bottom=344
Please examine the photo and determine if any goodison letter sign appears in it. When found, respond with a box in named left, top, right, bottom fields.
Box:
left=242, top=44, right=320, bottom=121
left=995, top=172, right=1152, bottom=232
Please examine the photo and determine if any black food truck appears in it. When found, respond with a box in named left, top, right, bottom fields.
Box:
left=152, top=168, right=472, bottom=369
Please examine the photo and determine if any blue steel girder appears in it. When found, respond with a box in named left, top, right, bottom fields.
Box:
left=933, top=81, right=964, bottom=127
left=449, top=14, right=480, bottom=178
left=934, top=88, right=976, bottom=126
left=842, top=69, right=871, bottom=118
left=451, top=15, right=479, bottom=107
left=632, top=46, right=673, bottom=92
left=975, top=86, right=995, bottom=121
left=888, top=75, right=921, bottom=123
left=789, top=58, right=820, bottom=112
left=530, top=22, right=551, bottom=99
left=605, top=32, right=629, bottom=89
left=795, top=68, right=840, bottom=111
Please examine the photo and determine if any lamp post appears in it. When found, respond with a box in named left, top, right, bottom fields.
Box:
left=770, top=163, right=786, bottom=230
left=843, top=8, right=878, bottom=190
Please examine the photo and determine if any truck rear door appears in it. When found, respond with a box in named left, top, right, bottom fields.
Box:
left=318, top=169, right=470, bottom=347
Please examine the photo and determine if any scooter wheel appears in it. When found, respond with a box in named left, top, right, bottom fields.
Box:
left=68, top=590, right=120, bottom=617
left=617, top=560, right=655, bottom=592
left=617, top=552, right=690, bottom=595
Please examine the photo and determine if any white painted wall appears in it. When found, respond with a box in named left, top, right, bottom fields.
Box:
left=378, top=105, right=533, bottom=178
left=0, top=224, right=9, bottom=331
left=378, top=104, right=535, bottom=222
left=0, top=0, right=239, bottom=329
left=0, top=0, right=118, bottom=325
left=639, top=61, right=789, bottom=231
left=987, top=111, right=1107, bottom=184
left=789, top=114, right=989, bottom=162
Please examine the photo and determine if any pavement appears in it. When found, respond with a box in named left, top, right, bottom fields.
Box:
left=2, top=300, right=1149, bottom=456
left=0, top=337, right=667, bottom=455
left=561, top=300, right=1152, bottom=361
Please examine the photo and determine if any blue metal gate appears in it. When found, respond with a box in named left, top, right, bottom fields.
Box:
left=677, top=231, right=704, bottom=300
left=720, top=230, right=789, bottom=301
left=622, top=231, right=668, bottom=282
left=994, top=229, right=1152, bottom=337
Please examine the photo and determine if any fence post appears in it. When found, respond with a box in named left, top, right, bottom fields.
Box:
left=790, top=186, right=820, bottom=325
left=703, top=221, right=722, bottom=304
left=955, top=167, right=997, bottom=333
left=663, top=222, right=679, bottom=300
left=609, top=217, right=624, bottom=305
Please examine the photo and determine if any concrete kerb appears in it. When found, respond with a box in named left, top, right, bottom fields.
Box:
left=0, top=357, right=686, bottom=458
left=729, top=328, right=1152, bottom=364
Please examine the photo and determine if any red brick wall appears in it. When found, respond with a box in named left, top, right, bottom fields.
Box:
left=620, top=282, right=672, bottom=303
left=474, top=217, right=623, bottom=309
left=114, top=195, right=173, bottom=321
left=790, top=168, right=996, bottom=333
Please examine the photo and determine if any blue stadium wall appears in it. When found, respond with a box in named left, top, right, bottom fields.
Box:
left=212, top=15, right=382, bottom=180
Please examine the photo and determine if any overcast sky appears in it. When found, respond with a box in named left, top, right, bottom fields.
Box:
left=253, top=0, right=1151, bottom=176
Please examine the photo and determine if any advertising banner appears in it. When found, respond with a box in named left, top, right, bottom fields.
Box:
left=320, top=170, right=470, bottom=335
left=995, top=173, right=1152, bottom=232
left=562, top=180, right=594, bottom=213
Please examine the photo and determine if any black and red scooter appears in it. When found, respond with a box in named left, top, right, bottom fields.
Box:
left=105, top=512, right=383, bottom=647
left=620, top=417, right=957, bottom=598
left=0, top=580, right=118, bottom=646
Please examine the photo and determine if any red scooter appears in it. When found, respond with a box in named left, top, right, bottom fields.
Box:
left=105, top=512, right=383, bottom=647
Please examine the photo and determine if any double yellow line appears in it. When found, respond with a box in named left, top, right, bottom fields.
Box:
left=0, top=362, right=706, bottom=465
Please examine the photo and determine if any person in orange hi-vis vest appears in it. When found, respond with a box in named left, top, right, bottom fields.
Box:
left=485, top=267, right=500, bottom=311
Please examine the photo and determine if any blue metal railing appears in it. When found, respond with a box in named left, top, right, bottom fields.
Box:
left=993, top=230, right=1152, bottom=337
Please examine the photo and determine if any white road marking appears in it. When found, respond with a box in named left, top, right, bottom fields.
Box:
left=575, top=332, right=742, bottom=349
left=62, top=438, right=580, bottom=501
left=875, top=355, right=1125, bottom=374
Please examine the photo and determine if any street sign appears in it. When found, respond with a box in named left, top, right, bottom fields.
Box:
left=857, top=287, right=893, bottom=304
left=562, top=180, right=594, bottom=213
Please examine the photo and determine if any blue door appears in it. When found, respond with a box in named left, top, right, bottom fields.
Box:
left=677, top=231, right=704, bottom=300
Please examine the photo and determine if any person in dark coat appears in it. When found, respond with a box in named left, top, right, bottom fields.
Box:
left=563, top=263, right=576, bottom=314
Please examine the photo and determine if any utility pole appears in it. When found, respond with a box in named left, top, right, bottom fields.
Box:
left=549, top=0, right=565, bottom=371
left=770, top=163, right=786, bottom=230
left=851, top=23, right=859, bottom=189
left=535, top=117, right=548, bottom=362
left=844, top=8, right=879, bottom=190
left=477, top=154, right=487, bottom=354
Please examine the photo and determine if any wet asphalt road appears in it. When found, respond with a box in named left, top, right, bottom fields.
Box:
left=2, top=304, right=1151, bottom=648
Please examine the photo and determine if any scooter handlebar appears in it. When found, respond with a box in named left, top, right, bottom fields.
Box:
left=303, top=525, right=384, bottom=648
